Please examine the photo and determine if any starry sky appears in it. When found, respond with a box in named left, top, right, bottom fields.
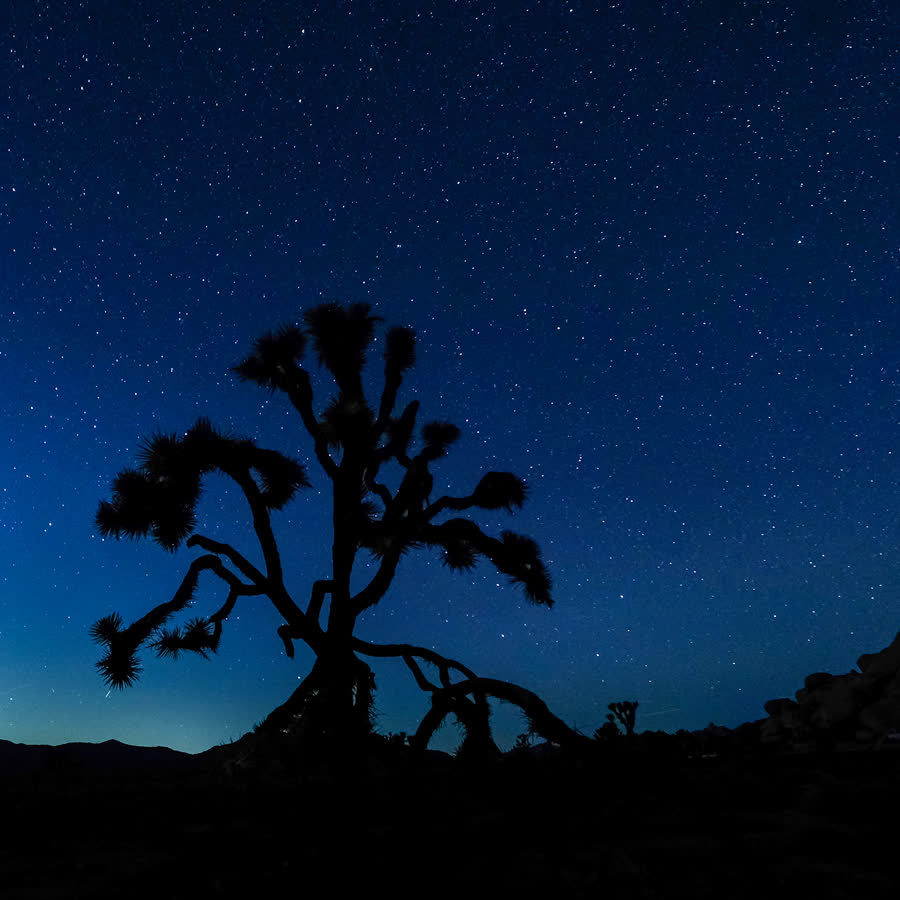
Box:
left=1, top=1, right=896, bottom=754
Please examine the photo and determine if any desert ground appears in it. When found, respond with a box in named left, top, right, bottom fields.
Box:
left=1, top=736, right=899, bottom=899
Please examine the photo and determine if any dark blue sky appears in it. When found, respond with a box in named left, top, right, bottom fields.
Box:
left=1, top=1, right=896, bottom=752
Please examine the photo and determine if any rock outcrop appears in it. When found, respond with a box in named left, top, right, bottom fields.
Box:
left=760, top=631, right=900, bottom=747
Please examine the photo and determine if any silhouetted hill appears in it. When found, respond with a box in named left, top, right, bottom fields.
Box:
left=0, top=737, right=204, bottom=777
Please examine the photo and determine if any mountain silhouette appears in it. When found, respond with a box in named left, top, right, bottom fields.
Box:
left=0, top=737, right=207, bottom=777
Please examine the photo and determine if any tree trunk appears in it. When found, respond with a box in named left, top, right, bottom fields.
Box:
left=257, top=652, right=375, bottom=766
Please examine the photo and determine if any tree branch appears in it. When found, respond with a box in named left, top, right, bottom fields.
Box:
left=275, top=579, right=332, bottom=658
left=402, top=654, right=438, bottom=692
left=232, top=470, right=285, bottom=587
left=193, top=502, right=319, bottom=654
left=364, top=470, right=393, bottom=510
left=352, top=637, right=589, bottom=752
left=444, top=677, right=592, bottom=752
left=352, top=551, right=403, bottom=614
left=283, top=362, right=338, bottom=479
left=94, top=554, right=264, bottom=686
left=308, top=579, right=333, bottom=625
left=422, top=496, right=456, bottom=520
left=374, top=373, right=402, bottom=437
left=421, top=519, right=553, bottom=606
left=410, top=695, right=451, bottom=754
left=187, top=534, right=267, bottom=587
left=352, top=638, right=478, bottom=681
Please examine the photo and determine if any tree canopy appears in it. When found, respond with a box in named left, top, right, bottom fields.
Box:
left=92, top=303, right=588, bottom=759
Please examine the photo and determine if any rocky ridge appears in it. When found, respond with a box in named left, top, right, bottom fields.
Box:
left=761, top=630, right=900, bottom=748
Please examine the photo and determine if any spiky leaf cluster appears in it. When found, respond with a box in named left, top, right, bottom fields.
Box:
left=426, top=518, right=480, bottom=571
left=320, top=394, right=375, bottom=448
left=89, top=612, right=124, bottom=645
left=439, top=537, right=478, bottom=571
left=179, top=418, right=244, bottom=472
left=96, top=419, right=308, bottom=550
left=89, top=560, right=208, bottom=687
left=90, top=613, right=145, bottom=689
left=304, top=303, right=381, bottom=393
left=252, top=448, right=311, bottom=508
left=421, top=421, right=460, bottom=458
left=232, top=325, right=306, bottom=391
left=151, top=617, right=218, bottom=659
left=470, top=472, right=528, bottom=511
left=496, top=531, right=552, bottom=606
left=384, top=326, right=416, bottom=375
left=96, top=461, right=199, bottom=551
left=96, top=648, right=142, bottom=689
left=424, top=519, right=552, bottom=606
left=360, top=527, right=419, bottom=562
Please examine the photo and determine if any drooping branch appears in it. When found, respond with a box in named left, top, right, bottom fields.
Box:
left=208, top=589, right=238, bottom=628
left=352, top=637, right=590, bottom=753
left=402, top=654, right=437, bottom=692
left=187, top=534, right=267, bottom=587
left=91, top=554, right=256, bottom=688
left=424, top=471, right=529, bottom=520
left=446, top=677, right=592, bottom=752
left=153, top=575, right=264, bottom=660
left=352, top=637, right=478, bottom=682
left=421, top=518, right=553, bottom=607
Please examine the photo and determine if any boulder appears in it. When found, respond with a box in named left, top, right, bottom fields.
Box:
left=760, top=698, right=804, bottom=743
left=795, top=671, right=833, bottom=703
left=803, top=671, right=865, bottom=730
left=758, top=631, right=900, bottom=748
left=763, top=697, right=802, bottom=722
left=857, top=631, right=900, bottom=679
left=804, top=672, right=834, bottom=691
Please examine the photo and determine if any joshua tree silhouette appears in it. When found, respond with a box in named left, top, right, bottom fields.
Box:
left=92, top=304, right=589, bottom=761
left=607, top=700, right=639, bottom=737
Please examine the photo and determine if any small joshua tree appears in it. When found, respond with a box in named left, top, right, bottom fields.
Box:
left=92, top=304, right=589, bottom=761
left=607, top=700, right=639, bottom=737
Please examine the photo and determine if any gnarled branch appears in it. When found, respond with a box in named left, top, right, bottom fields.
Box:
left=93, top=554, right=258, bottom=687
left=187, top=534, right=267, bottom=587
left=352, top=637, right=590, bottom=753
left=352, top=638, right=478, bottom=682
left=445, top=677, right=592, bottom=752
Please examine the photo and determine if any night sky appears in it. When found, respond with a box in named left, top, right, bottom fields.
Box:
left=1, top=1, right=896, bottom=754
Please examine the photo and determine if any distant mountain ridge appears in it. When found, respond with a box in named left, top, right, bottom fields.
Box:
left=0, top=737, right=214, bottom=777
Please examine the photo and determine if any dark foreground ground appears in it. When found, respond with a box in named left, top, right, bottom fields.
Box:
left=2, top=743, right=899, bottom=899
